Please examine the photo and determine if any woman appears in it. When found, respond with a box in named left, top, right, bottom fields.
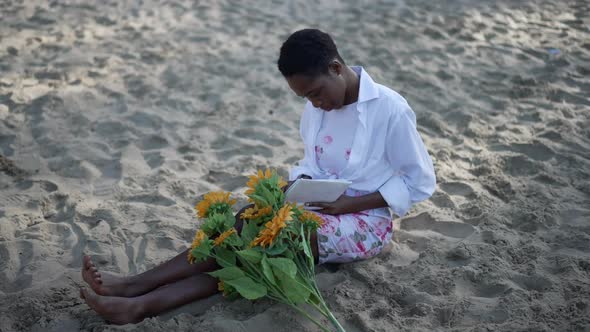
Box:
left=80, top=28, right=436, bottom=324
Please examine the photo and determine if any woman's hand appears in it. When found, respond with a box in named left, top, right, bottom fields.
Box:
left=305, top=195, right=358, bottom=215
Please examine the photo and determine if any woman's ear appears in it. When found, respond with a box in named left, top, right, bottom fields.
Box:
left=328, top=60, right=343, bottom=76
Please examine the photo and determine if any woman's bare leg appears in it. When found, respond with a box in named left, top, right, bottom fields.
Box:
left=81, top=205, right=252, bottom=297
left=80, top=272, right=219, bottom=325
left=80, top=203, right=321, bottom=324
left=81, top=251, right=219, bottom=297
left=80, top=234, right=320, bottom=325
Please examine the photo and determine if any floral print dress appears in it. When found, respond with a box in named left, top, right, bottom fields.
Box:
left=312, top=102, right=393, bottom=264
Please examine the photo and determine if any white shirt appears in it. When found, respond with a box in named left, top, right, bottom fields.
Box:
left=315, top=101, right=358, bottom=176
left=289, top=66, right=436, bottom=217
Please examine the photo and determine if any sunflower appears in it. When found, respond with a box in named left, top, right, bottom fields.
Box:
left=301, top=211, right=324, bottom=227
left=195, top=191, right=236, bottom=218
left=251, top=204, right=293, bottom=248
left=245, top=169, right=288, bottom=196
left=187, top=229, right=207, bottom=263
left=213, top=228, right=236, bottom=246
left=240, top=205, right=273, bottom=220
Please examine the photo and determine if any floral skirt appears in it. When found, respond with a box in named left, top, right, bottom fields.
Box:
left=312, top=211, right=393, bottom=264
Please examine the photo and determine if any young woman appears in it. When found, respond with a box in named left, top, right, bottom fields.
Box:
left=80, top=28, right=436, bottom=324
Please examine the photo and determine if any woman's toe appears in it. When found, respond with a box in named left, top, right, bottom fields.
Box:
left=83, top=256, right=90, bottom=269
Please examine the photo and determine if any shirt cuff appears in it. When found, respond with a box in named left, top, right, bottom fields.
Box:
left=378, top=175, right=412, bottom=217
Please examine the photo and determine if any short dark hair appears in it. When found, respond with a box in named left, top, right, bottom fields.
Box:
left=277, top=29, right=344, bottom=78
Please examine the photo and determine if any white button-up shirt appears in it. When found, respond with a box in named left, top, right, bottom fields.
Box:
left=289, top=66, right=436, bottom=217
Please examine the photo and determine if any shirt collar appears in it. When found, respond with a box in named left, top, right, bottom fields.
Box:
left=351, top=66, right=380, bottom=105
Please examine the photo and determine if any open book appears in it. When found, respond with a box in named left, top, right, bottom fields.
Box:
left=285, top=179, right=352, bottom=209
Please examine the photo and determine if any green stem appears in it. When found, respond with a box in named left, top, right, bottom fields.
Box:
left=289, top=303, right=332, bottom=332
left=324, top=308, right=346, bottom=332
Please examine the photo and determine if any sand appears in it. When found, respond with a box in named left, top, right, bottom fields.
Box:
left=1, top=0, right=589, bottom=331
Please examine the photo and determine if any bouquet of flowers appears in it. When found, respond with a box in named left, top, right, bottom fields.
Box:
left=188, top=169, right=345, bottom=332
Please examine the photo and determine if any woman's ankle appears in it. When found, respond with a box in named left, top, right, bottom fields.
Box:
left=121, top=275, right=144, bottom=297
left=130, top=296, right=149, bottom=321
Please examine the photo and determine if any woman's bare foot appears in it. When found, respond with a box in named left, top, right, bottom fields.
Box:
left=81, top=255, right=137, bottom=297
left=80, top=288, right=144, bottom=325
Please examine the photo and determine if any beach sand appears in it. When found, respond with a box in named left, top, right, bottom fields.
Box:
left=1, top=0, right=589, bottom=331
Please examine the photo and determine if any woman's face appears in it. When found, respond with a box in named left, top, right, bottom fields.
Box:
left=286, top=64, right=347, bottom=111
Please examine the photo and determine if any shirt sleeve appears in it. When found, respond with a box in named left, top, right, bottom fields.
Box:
left=289, top=105, right=316, bottom=181
left=378, top=104, right=436, bottom=217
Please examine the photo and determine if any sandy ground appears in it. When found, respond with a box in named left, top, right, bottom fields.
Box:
left=1, top=0, right=589, bottom=331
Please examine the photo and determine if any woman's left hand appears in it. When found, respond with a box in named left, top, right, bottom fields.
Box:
left=305, top=195, right=357, bottom=215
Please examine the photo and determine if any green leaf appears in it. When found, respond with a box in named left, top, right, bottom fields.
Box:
left=264, top=242, right=288, bottom=256
left=190, top=239, right=212, bottom=262
left=224, top=291, right=240, bottom=301
left=240, top=221, right=258, bottom=244
left=202, top=214, right=227, bottom=234
left=214, top=247, right=236, bottom=267
left=225, top=232, right=243, bottom=247
left=261, top=255, right=277, bottom=286
left=258, top=184, right=277, bottom=207
left=237, top=249, right=262, bottom=264
left=275, top=270, right=310, bottom=304
left=300, top=225, right=313, bottom=259
left=207, top=266, right=245, bottom=280
left=250, top=194, right=268, bottom=207
left=223, top=210, right=236, bottom=230
left=224, top=277, right=267, bottom=300
left=268, top=257, right=297, bottom=279
left=284, top=250, right=294, bottom=260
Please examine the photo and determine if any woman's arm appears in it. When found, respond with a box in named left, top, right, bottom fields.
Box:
left=305, top=191, right=388, bottom=215
left=377, top=105, right=436, bottom=217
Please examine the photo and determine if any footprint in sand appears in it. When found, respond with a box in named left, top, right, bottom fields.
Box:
left=0, top=240, right=34, bottom=292
left=232, top=128, right=285, bottom=147
left=490, top=140, right=555, bottom=161
left=15, top=179, right=58, bottom=193
left=439, top=181, right=475, bottom=198
left=217, top=144, right=273, bottom=160
left=138, top=135, right=169, bottom=150
left=142, top=151, right=164, bottom=169
left=501, top=154, right=541, bottom=177
left=0, top=193, right=31, bottom=208
left=126, top=112, right=164, bottom=130
left=401, top=212, right=476, bottom=239
left=126, top=193, right=176, bottom=207
left=429, top=191, right=456, bottom=209
left=510, top=273, right=553, bottom=292
left=209, top=135, right=274, bottom=159
left=204, top=170, right=249, bottom=192
left=0, top=134, right=16, bottom=156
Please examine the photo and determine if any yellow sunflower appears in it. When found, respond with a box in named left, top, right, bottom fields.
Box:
left=195, top=191, right=236, bottom=218
left=251, top=204, right=293, bottom=248
left=302, top=211, right=324, bottom=227
left=245, top=169, right=288, bottom=196
left=240, top=205, right=273, bottom=220
left=187, top=229, right=207, bottom=263
left=213, top=228, right=236, bottom=246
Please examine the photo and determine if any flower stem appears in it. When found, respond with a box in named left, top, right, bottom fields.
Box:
left=289, top=304, right=332, bottom=332
left=325, top=308, right=346, bottom=332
